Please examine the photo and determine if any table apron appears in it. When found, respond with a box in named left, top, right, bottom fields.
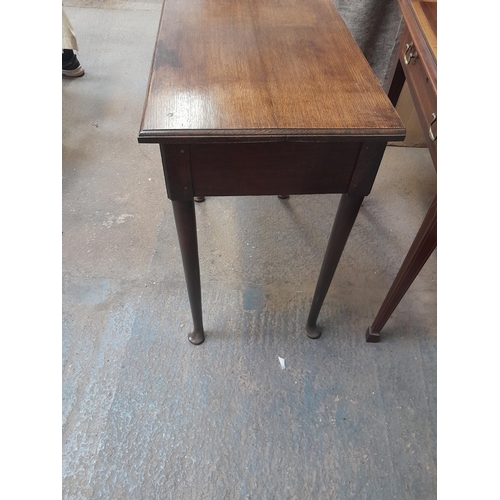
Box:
left=159, top=141, right=389, bottom=199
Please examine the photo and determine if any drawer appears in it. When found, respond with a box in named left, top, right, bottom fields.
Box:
left=399, top=26, right=437, bottom=166
left=189, top=141, right=362, bottom=197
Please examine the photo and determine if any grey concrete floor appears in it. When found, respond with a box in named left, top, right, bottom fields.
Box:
left=62, top=2, right=437, bottom=499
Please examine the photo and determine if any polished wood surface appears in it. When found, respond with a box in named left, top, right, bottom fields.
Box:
left=398, top=0, right=436, bottom=164
left=411, top=1, right=437, bottom=59
left=139, top=0, right=405, bottom=143
left=189, top=142, right=361, bottom=197
left=399, top=0, right=436, bottom=92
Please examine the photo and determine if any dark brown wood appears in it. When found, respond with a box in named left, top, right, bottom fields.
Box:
left=189, top=142, right=361, bottom=197
left=366, top=196, right=436, bottom=342
left=306, top=193, right=365, bottom=339
left=410, top=1, right=437, bottom=60
left=397, top=0, right=437, bottom=168
left=159, top=144, right=194, bottom=201
left=399, top=26, right=437, bottom=166
left=304, top=141, right=390, bottom=338
left=388, top=59, right=406, bottom=107
left=138, top=0, right=405, bottom=144
left=171, top=200, right=205, bottom=345
left=399, top=0, right=436, bottom=85
left=347, top=142, right=388, bottom=197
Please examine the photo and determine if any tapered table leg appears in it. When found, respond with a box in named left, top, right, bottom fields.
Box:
left=366, top=196, right=437, bottom=342
left=172, top=200, right=205, bottom=345
left=306, top=193, right=364, bottom=338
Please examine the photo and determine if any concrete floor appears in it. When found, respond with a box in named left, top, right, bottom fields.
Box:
left=62, top=2, right=437, bottom=499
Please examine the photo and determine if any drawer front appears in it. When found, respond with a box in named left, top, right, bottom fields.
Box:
left=189, top=141, right=362, bottom=197
left=400, top=27, right=437, bottom=166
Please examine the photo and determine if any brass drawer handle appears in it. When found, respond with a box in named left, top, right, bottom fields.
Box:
left=403, top=42, right=418, bottom=65
left=429, top=113, right=437, bottom=141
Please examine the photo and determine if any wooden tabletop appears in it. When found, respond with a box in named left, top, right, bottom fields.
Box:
left=139, top=0, right=405, bottom=143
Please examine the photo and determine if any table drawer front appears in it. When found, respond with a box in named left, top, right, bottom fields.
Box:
left=400, top=28, right=437, bottom=165
left=188, top=142, right=362, bottom=197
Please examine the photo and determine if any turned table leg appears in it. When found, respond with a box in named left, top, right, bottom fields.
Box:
left=366, top=195, right=437, bottom=342
left=306, top=193, right=364, bottom=338
left=172, top=200, right=206, bottom=345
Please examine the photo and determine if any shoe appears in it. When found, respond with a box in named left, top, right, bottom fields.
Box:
left=62, top=50, right=84, bottom=78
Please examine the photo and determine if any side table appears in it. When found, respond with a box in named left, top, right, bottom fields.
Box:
left=138, top=0, right=405, bottom=344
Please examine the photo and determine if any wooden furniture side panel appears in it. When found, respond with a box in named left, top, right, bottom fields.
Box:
left=410, top=1, right=437, bottom=59
left=160, top=144, right=194, bottom=200
left=399, top=0, right=437, bottom=86
left=400, top=27, right=437, bottom=165
left=189, top=142, right=362, bottom=197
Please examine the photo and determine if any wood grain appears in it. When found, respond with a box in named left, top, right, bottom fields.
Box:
left=188, top=142, right=361, bottom=197
left=138, top=0, right=404, bottom=143
left=399, top=27, right=437, bottom=166
left=399, top=0, right=436, bottom=93
left=410, top=1, right=437, bottom=60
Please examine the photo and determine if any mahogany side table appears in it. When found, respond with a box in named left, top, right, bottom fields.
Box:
left=138, top=0, right=405, bottom=344
left=366, top=0, right=437, bottom=342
